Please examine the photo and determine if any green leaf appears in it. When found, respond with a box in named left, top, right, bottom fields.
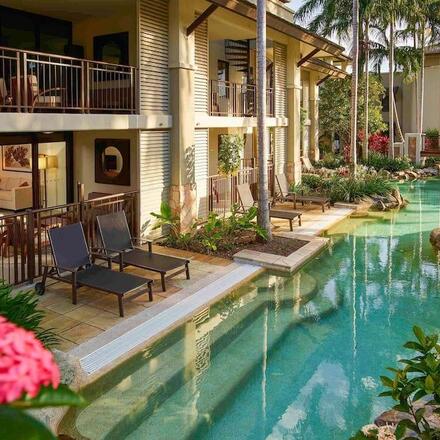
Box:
left=404, top=341, right=425, bottom=352
left=10, top=384, right=86, bottom=409
left=413, top=326, right=426, bottom=345
left=380, top=375, right=395, bottom=388
left=0, top=406, right=56, bottom=440
left=395, top=420, right=408, bottom=439
left=425, top=375, right=435, bottom=393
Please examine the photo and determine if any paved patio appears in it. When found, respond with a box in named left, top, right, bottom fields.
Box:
left=37, top=203, right=352, bottom=352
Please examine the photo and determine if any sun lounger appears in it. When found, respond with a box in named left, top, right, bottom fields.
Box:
left=236, top=183, right=302, bottom=231
left=35, top=223, right=153, bottom=317
left=96, top=211, right=190, bottom=292
left=276, top=173, right=331, bottom=213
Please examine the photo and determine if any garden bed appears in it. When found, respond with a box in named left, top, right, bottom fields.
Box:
left=159, top=231, right=307, bottom=260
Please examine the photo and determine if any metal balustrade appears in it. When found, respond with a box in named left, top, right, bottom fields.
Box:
left=0, top=46, right=137, bottom=114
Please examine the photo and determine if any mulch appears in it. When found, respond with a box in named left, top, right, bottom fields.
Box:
left=160, top=232, right=307, bottom=260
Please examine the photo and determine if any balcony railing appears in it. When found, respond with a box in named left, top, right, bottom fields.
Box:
left=210, top=80, right=274, bottom=117
left=0, top=46, right=137, bottom=114
left=206, top=164, right=274, bottom=217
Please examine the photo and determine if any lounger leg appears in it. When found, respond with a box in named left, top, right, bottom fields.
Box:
left=322, top=203, right=325, bottom=213
left=186, top=263, right=190, bottom=280
left=72, top=277, right=78, bottom=305
left=148, top=283, right=153, bottom=302
left=41, top=266, right=48, bottom=289
left=118, top=295, right=124, bottom=317
left=160, top=273, right=166, bottom=292
left=298, top=215, right=302, bottom=227
left=289, top=219, right=293, bottom=231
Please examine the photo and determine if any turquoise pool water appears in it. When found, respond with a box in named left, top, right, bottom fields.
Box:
left=62, top=180, right=440, bottom=440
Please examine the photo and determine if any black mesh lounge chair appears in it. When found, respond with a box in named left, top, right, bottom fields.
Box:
left=96, top=211, right=190, bottom=292
left=236, top=183, right=302, bottom=231
left=276, top=173, right=331, bottom=213
left=35, top=223, right=153, bottom=317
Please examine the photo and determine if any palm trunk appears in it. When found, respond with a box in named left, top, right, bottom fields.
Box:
left=350, top=0, right=360, bottom=173
left=363, top=18, right=370, bottom=160
left=393, top=97, right=404, bottom=142
left=256, top=0, right=271, bottom=239
left=418, top=30, right=425, bottom=134
left=414, top=29, right=420, bottom=133
left=388, top=12, right=395, bottom=159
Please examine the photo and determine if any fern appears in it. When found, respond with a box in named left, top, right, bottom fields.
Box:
left=0, top=282, right=58, bottom=349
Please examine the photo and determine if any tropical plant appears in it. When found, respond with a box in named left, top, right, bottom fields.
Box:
left=319, top=76, right=386, bottom=149
left=227, top=204, right=268, bottom=241
left=0, top=282, right=58, bottom=348
left=296, top=172, right=395, bottom=203
left=314, top=153, right=345, bottom=169
left=369, top=132, right=390, bottom=154
left=256, top=0, right=271, bottom=240
left=363, top=151, right=412, bottom=172
left=150, top=202, right=180, bottom=243
left=199, top=213, right=223, bottom=252
left=0, top=317, right=85, bottom=440
left=218, top=134, right=245, bottom=175
left=352, top=326, right=440, bottom=439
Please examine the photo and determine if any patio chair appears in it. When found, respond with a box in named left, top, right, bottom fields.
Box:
left=236, top=183, right=302, bottom=231
left=35, top=223, right=153, bottom=317
left=96, top=211, right=190, bottom=292
left=275, top=173, right=331, bottom=213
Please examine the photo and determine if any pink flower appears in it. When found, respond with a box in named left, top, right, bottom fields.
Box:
left=0, top=316, right=60, bottom=404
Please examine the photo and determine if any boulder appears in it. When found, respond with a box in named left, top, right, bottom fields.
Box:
left=430, top=228, right=440, bottom=250
left=29, top=350, right=86, bottom=434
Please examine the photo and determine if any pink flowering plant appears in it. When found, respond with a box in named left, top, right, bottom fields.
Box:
left=0, top=317, right=85, bottom=440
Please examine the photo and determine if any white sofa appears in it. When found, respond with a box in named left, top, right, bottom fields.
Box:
left=0, top=176, right=33, bottom=211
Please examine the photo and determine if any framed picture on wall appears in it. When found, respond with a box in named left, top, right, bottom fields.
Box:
left=2, top=144, right=32, bottom=173
left=95, top=139, right=130, bottom=186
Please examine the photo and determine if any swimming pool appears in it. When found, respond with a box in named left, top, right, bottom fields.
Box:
left=61, top=180, right=440, bottom=440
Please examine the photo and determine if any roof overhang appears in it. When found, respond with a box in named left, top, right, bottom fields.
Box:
left=206, top=0, right=345, bottom=56
left=303, top=58, right=348, bottom=80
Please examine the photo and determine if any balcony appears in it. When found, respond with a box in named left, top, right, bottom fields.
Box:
left=0, top=47, right=137, bottom=114
left=210, top=80, right=274, bottom=117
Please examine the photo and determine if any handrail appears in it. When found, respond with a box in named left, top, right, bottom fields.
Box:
left=0, top=45, right=136, bottom=70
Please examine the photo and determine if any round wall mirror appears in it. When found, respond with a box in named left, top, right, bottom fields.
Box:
left=102, top=146, right=123, bottom=178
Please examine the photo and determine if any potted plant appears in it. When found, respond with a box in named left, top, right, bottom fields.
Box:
left=425, top=128, right=439, bottom=150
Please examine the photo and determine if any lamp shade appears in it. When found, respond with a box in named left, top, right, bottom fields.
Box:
left=38, top=155, right=47, bottom=170
left=46, top=155, right=58, bottom=169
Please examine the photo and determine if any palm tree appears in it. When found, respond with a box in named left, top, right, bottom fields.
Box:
left=351, top=0, right=360, bottom=170
left=363, top=10, right=371, bottom=160
left=256, top=0, right=271, bottom=239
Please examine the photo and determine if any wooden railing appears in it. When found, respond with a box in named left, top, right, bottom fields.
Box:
left=210, top=80, right=274, bottom=117
left=207, top=165, right=274, bottom=216
left=0, top=46, right=137, bottom=114
left=0, top=191, right=138, bottom=286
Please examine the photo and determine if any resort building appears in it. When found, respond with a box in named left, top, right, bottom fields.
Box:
left=382, top=45, right=440, bottom=136
left=0, top=0, right=347, bottom=285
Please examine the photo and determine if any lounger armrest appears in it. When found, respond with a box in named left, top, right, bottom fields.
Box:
left=131, top=237, right=153, bottom=252
left=43, top=263, right=78, bottom=274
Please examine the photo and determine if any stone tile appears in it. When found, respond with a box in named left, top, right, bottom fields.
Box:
left=66, top=305, right=115, bottom=321
left=86, top=313, right=123, bottom=331
left=42, top=315, right=81, bottom=333
left=56, top=337, right=78, bottom=352
left=39, top=309, right=62, bottom=326
left=60, top=323, right=103, bottom=345
left=45, top=298, right=83, bottom=314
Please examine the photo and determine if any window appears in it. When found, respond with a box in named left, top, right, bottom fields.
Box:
left=0, top=6, right=72, bottom=55
left=94, top=33, right=129, bottom=65
left=217, top=60, right=229, bottom=98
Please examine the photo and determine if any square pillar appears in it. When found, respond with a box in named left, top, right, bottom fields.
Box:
left=286, top=39, right=302, bottom=184
left=309, top=71, right=320, bottom=162
left=169, top=0, right=197, bottom=230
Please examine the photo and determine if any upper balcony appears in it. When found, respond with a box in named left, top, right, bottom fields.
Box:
left=210, top=80, right=274, bottom=117
left=0, top=46, right=137, bottom=114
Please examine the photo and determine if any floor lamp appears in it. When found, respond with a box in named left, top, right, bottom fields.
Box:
left=38, top=155, right=58, bottom=208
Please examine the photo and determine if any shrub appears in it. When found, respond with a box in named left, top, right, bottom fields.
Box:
left=363, top=152, right=412, bottom=173
left=368, top=133, right=389, bottom=155
left=425, top=157, right=440, bottom=168
left=0, top=283, right=58, bottom=348
left=218, top=135, right=244, bottom=175
left=313, top=153, right=345, bottom=170
left=352, top=326, right=440, bottom=439
left=293, top=172, right=395, bottom=203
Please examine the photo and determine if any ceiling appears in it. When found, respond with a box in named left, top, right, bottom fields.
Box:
left=0, top=0, right=135, bottom=21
